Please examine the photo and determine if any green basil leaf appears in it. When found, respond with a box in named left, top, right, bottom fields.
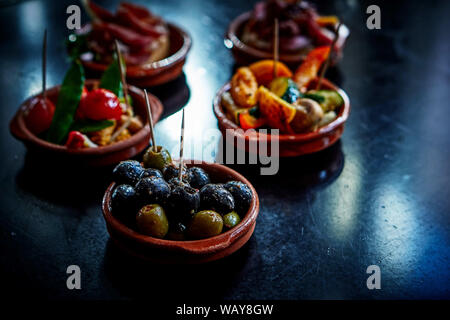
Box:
left=99, top=55, right=124, bottom=98
left=70, top=119, right=115, bottom=133
left=47, top=61, right=85, bottom=144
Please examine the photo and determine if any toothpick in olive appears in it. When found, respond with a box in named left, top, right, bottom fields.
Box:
left=143, top=145, right=172, bottom=171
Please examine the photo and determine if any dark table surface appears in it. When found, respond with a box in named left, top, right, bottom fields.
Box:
left=0, top=0, right=449, bottom=300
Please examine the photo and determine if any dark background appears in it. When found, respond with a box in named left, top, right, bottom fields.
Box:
left=0, top=0, right=449, bottom=300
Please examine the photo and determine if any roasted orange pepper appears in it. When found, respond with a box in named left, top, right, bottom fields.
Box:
left=293, top=46, right=330, bottom=90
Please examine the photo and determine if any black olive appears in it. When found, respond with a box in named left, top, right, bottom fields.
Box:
left=162, top=163, right=192, bottom=183
left=112, top=160, right=144, bottom=185
left=199, top=184, right=235, bottom=214
left=140, top=168, right=163, bottom=180
left=223, top=181, right=253, bottom=214
left=167, top=221, right=187, bottom=241
left=111, top=184, right=137, bottom=224
left=189, top=167, right=210, bottom=189
left=135, top=176, right=171, bottom=205
left=167, top=177, right=191, bottom=189
left=168, top=185, right=200, bottom=219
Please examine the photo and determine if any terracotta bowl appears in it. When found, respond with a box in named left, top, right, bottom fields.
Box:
left=225, top=12, right=350, bottom=67
left=213, top=78, right=350, bottom=157
left=10, top=80, right=163, bottom=167
left=80, top=23, right=192, bottom=87
left=102, top=161, right=260, bottom=264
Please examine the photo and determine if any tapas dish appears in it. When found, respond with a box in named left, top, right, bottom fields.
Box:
left=102, top=109, right=259, bottom=263
left=68, top=1, right=192, bottom=86
left=10, top=34, right=163, bottom=166
left=225, top=0, right=349, bottom=66
left=213, top=46, right=350, bottom=156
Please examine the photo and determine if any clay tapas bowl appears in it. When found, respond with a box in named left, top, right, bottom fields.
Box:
left=225, top=12, right=349, bottom=67
left=102, top=161, right=260, bottom=264
left=10, top=80, right=163, bottom=167
left=80, top=23, right=192, bottom=87
left=213, top=78, right=350, bottom=157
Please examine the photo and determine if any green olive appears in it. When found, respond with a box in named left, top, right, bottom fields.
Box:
left=223, top=211, right=241, bottom=229
left=188, top=210, right=223, bottom=239
left=143, top=146, right=172, bottom=171
left=136, top=204, right=169, bottom=238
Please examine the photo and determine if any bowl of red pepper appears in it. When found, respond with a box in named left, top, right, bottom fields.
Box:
left=68, top=1, right=192, bottom=87
left=225, top=0, right=349, bottom=67
left=10, top=60, right=163, bottom=167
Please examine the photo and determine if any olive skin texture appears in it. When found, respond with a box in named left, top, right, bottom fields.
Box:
left=140, top=168, right=163, bottom=180
left=168, top=185, right=200, bottom=219
left=111, top=184, right=137, bottom=223
left=167, top=177, right=191, bottom=189
left=143, top=146, right=172, bottom=171
left=199, top=184, right=235, bottom=214
left=112, top=160, right=144, bottom=186
left=135, top=176, right=171, bottom=205
left=223, top=211, right=241, bottom=229
left=136, top=204, right=169, bottom=239
left=167, top=222, right=187, bottom=241
left=223, top=181, right=252, bottom=214
left=189, top=167, right=210, bottom=189
left=188, top=210, right=223, bottom=239
left=162, top=163, right=192, bottom=183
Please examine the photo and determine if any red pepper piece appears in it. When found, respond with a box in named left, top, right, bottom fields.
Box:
left=65, top=131, right=85, bottom=149
left=88, top=0, right=115, bottom=22
left=119, top=2, right=153, bottom=20
left=116, top=6, right=164, bottom=37
left=95, top=22, right=153, bottom=48
left=306, top=18, right=333, bottom=47
left=293, top=46, right=330, bottom=89
left=238, top=112, right=266, bottom=130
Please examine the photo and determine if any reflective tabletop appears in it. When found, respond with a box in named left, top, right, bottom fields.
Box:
left=0, top=0, right=449, bottom=299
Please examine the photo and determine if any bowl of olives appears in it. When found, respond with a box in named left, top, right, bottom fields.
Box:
left=102, top=153, right=259, bottom=264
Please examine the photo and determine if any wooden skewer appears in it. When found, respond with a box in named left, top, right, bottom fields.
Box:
left=178, top=109, right=185, bottom=184
left=144, top=89, right=157, bottom=152
left=115, top=40, right=131, bottom=115
left=273, top=18, right=279, bottom=80
left=110, top=40, right=134, bottom=142
left=42, top=29, right=47, bottom=100
left=316, top=22, right=342, bottom=90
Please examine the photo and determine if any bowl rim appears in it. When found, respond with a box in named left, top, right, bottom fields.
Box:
left=225, top=11, right=350, bottom=62
left=79, top=22, right=192, bottom=77
left=10, top=79, right=163, bottom=156
left=102, top=161, right=260, bottom=255
left=213, top=78, right=351, bottom=143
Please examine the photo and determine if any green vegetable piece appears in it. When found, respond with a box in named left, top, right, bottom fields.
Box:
left=99, top=56, right=124, bottom=98
left=70, top=119, right=115, bottom=133
left=47, top=61, right=85, bottom=144
left=269, top=77, right=302, bottom=104
left=223, top=211, right=241, bottom=229
left=303, top=92, right=325, bottom=103
left=304, top=90, right=344, bottom=112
